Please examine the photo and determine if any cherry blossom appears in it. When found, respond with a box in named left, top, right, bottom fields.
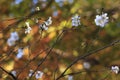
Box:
left=72, top=14, right=80, bottom=27
left=94, top=13, right=109, bottom=27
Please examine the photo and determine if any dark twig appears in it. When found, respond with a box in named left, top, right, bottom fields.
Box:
left=17, top=47, right=49, bottom=78
left=30, top=30, right=65, bottom=79
left=0, top=66, right=17, bottom=80
left=56, top=39, right=120, bottom=80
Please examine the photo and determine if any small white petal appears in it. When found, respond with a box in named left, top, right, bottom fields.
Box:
left=38, top=17, right=52, bottom=30
left=29, top=70, right=34, bottom=77
left=7, top=38, right=15, bottom=46
left=11, top=70, right=16, bottom=76
left=35, top=71, right=43, bottom=79
left=10, top=32, right=19, bottom=41
left=83, top=62, right=91, bottom=69
left=25, top=22, right=30, bottom=27
left=39, top=24, right=48, bottom=30
left=111, top=66, right=119, bottom=74
left=36, top=7, right=40, bottom=11
left=45, top=17, right=52, bottom=26
left=25, top=27, right=32, bottom=34
left=16, top=48, right=24, bottom=59
left=71, top=14, right=81, bottom=27
left=25, top=22, right=32, bottom=34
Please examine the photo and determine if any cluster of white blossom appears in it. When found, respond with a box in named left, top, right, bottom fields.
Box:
left=71, top=13, right=109, bottom=27
left=71, top=14, right=81, bottom=27
left=94, top=13, right=109, bottom=27
left=25, top=22, right=32, bottom=34
left=35, top=71, right=44, bottom=79
left=111, top=66, right=119, bottom=74
left=29, top=70, right=44, bottom=79
left=39, top=17, right=52, bottom=30
left=7, top=12, right=109, bottom=47
left=7, top=32, right=19, bottom=46
left=16, top=48, right=24, bottom=59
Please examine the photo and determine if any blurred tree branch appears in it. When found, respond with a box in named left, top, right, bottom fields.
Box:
left=0, top=66, right=17, bottom=80
left=56, top=39, right=120, bottom=80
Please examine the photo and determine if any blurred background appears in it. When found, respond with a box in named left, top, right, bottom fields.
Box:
left=0, top=0, right=120, bottom=80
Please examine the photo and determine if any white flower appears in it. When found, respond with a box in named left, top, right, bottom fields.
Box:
left=16, top=48, right=24, bottom=59
left=35, top=7, right=40, bottom=11
left=83, top=62, right=91, bottom=69
left=25, top=22, right=32, bottom=34
left=10, top=32, right=19, bottom=41
left=11, top=70, right=16, bottom=76
left=7, top=31, right=19, bottom=46
left=68, top=75, right=73, bottom=80
left=35, top=71, right=43, bottom=79
left=39, top=17, right=52, bottom=30
left=35, top=19, right=39, bottom=23
left=39, top=24, right=48, bottom=30
left=28, top=69, right=34, bottom=77
left=45, top=17, right=52, bottom=26
left=25, top=27, right=32, bottom=34
left=71, top=14, right=80, bottom=27
left=94, top=13, right=109, bottom=27
left=7, top=38, right=16, bottom=46
left=111, top=66, right=119, bottom=74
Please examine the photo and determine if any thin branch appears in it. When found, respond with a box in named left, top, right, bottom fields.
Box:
left=56, top=39, right=120, bottom=80
left=0, top=66, right=17, bottom=80
left=17, top=47, right=49, bottom=78
left=29, top=30, right=65, bottom=79
left=53, top=51, right=64, bottom=80
left=63, top=69, right=108, bottom=77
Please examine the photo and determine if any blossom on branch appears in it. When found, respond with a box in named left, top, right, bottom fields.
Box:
left=25, top=22, right=32, bottom=34
left=94, top=13, right=109, bottom=27
left=39, top=17, right=52, bottom=30
left=16, top=48, right=24, bottom=59
left=39, top=23, right=48, bottom=30
left=28, top=70, right=43, bottom=79
left=7, top=32, right=19, bottom=46
left=35, top=71, right=43, bottom=79
left=35, top=7, right=40, bottom=11
left=10, top=32, right=19, bottom=41
left=11, top=70, right=16, bottom=76
left=83, top=61, right=91, bottom=69
left=28, top=69, right=34, bottom=77
left=111, top=66, right=119, bottom=74
left=71, top=14, right=81, bottom=27
left=45, top=17, right=52, bottom=26
left=7, top=38, right=16, bottom=46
